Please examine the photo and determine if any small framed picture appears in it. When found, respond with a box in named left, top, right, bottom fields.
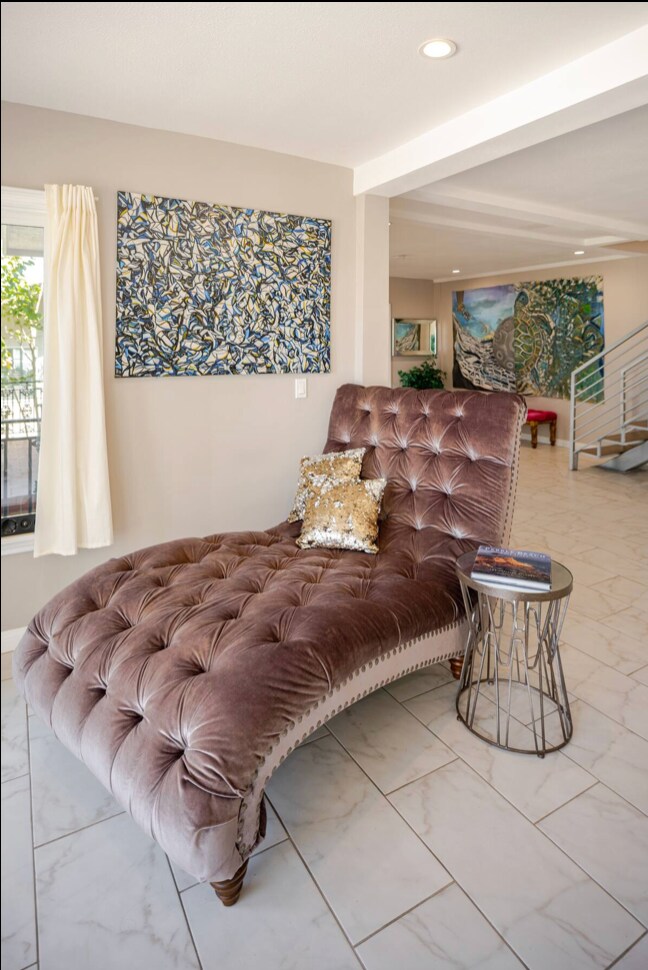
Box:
left=392, top=318, right=437, bottom=357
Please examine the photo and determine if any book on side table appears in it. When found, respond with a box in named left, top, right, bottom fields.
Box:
left=471, top=545, right=552, bottom=591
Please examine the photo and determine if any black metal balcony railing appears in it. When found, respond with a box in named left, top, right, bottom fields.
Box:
left=1, top=380, right=42, bottom=537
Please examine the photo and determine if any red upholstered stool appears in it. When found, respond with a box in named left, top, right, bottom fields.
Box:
left=526, top=409, right=557, bottom=448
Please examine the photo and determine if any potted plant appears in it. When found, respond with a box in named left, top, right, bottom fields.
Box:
left=398, top=357, right=445, bottom=390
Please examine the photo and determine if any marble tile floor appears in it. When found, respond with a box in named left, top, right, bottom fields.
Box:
left=1, top=445, right=647, bottom=970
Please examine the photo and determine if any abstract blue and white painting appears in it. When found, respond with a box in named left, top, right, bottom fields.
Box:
left=115, top=191, right=331, bottom=376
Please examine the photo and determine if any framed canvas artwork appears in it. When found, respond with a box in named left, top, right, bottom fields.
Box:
left=392, top=318, right=437, bottom=357
left=115, top=191, right=331, bottom=377
left=452, top=277, right=604, bottom=399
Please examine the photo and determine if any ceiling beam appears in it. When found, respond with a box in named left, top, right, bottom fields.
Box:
left=606, top=241, right=648, bottom=254
left=430, top=254, right=630, bottom=284
left=403, top=186, right=648, bottom=239
left=388, top=200, right=643, bottom=249
left=390, top=208, right=593, bottom=247
left=354, top=26, right=648, bottom=197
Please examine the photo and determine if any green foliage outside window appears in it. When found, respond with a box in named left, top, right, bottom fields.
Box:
left=1, top=256, right=43, bottom=381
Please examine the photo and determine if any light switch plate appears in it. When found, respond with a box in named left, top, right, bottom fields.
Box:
left=294, top=378, right=308, bottom=399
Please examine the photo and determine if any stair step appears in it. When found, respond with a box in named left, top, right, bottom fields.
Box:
left=600, top=439, right=648, bottom=472
left=579, top=443, right=640, bottom=457
left=603, top=430, right=648, bottom=444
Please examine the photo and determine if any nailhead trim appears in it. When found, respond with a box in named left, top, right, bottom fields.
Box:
left=502, top=402, right=525, bottom=546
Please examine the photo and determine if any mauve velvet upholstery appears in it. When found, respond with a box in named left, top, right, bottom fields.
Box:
left=14, top=385, right=525, bottom=881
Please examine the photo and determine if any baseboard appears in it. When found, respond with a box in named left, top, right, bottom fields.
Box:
left=1, top=627, right=25, bottom=681
left=520, top=432, right=569, bottom=448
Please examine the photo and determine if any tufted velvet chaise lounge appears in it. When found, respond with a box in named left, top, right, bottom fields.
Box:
left=14, top=384, right=525, bottom=905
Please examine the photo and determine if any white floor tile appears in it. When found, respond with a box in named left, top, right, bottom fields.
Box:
left=390, top=760, right=643, bottom=970
left=169, top=860, right=197, bottom=894
left=404, top=680, right=458, bottom=725
left=560, top=700, right=648, bottom=815
left=569, top=585, right=630, bottom=621
left=410, top=687, right=595, bottom=822
left=28, top=717, right=121, bottom=847
left=600, top=607, right=648, bottom=644
left=299, top=724, right=329, bottom=744
left=1, top=775, right=37, bottom=970
left=561, top=613, right=646, bottom=675
left=560, top=645, right=648, bottom=740
left=327, top=689, right=455, bottom=794
left=540, top=784, right=648, bottom=926
left=35, top=814, right=199, bottom=970
left=564, top=556, right=619, bottom=589
left=384, top=662, right=454, bottom=702
left=182, top=841, right=360, bottom=970
left=635, top=589, right=648, bottom=617
left=356, top=882, right=524, bottom=970
left=509, top=529, right=597, bottom=560
left=414, top=671, right=574, bottom=731
left=267, top=735, right=451, bottom=944
left=1, top=680, right=29, bottom=783
left=589, top=575, right=648, bottom=607
left=632, top=665, right=648, bottom=687
left=611, top=934, right=648, bottom=969
left=575, top=547, right=648, bottom=583
left=171, top=799, right=287, bottom=893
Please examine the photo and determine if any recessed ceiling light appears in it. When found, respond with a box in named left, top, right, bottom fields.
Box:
left=452, top=269, right=461, bottom=274
left=574, top=250, right=585, bottom=255
left=419, top=38, right=457, bottom=59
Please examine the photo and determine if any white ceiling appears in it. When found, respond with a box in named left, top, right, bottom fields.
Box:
left=390, top=106, right=648, bottom=280
left=412, top=107, right=648, bottom=224
left=2, top=1, right=648, bottom=168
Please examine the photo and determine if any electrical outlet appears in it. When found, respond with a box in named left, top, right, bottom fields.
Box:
left=295, top=378, right=308, bottom=399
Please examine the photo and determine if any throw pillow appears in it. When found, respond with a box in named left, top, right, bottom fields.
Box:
left=297, top=477, right=386, bottom=554
left=287, top=448, right=366, bottom=523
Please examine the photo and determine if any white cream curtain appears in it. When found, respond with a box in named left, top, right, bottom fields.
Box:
left=34, top=185, right=113, bottom=557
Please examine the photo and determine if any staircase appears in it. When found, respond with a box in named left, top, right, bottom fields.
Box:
left=569, top=321, right=648, bottom=471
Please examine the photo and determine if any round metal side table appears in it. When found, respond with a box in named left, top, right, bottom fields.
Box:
left=455, top=551, right=573, bottom=758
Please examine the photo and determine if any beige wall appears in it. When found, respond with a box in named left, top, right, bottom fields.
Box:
left=389, top=277, right=437, bottom=387
left=393, top=258, right=648, bottom=439
left=1, top=102, right=357, bottom=630
left=356, top=195, right=391, bottom=386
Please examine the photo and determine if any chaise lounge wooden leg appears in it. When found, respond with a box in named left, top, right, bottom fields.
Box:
left=449, top=656, right=463, bottom=680
left=529, top=421, right=538, bottom=448
left=211, top=860, right=248, bottom=906
left=550, top=419, right=557, bottom=446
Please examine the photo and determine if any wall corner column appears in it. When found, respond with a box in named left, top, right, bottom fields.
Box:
left=354, top=194, right=390, bottom=386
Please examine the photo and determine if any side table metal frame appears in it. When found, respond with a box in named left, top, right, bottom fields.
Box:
left=455, top=553, right=574, bottom=758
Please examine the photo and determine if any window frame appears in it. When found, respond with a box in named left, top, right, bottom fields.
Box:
left=1, top=185, right=46, bottom=556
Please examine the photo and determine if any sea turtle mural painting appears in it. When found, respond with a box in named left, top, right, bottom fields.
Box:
left=452, top=277, right=604, bottom=400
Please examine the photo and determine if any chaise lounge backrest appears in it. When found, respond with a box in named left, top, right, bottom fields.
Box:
left=323, top=384, right=526, bottom=581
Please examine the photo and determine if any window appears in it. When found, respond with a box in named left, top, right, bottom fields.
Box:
left=1, top=187, right=45, bottom=543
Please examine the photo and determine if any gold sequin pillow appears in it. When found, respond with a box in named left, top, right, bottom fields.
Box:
left=287, top=448, right=366, bottom=523
left=297, top=477, right=387, bottom=554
